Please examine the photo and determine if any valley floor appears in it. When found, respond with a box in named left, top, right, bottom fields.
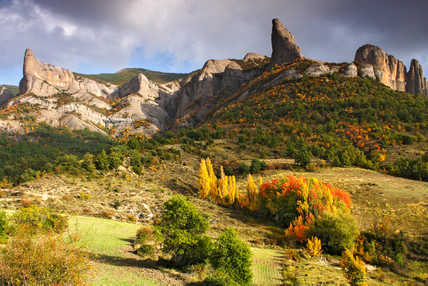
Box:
left=1, top=165, right=427, bottom=285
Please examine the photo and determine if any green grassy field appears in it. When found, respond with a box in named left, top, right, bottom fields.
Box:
left=69, top=216, right=160, bottom=286
left=68, top=216, right=290, bottom=285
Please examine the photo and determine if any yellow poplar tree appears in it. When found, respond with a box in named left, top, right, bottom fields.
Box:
left=206, top=158, right=217, bottom=199
left=199, top=159, right=210, bottom=198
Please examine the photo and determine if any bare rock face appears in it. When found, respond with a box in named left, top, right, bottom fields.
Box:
left=271, top=18, right=303, bottom=67
left=19, top=49, right=116, bottom=97
left=0, top=86, right=12, bottom=105
left=170, top=58, right=261, bottom=126
left=354, top=44, right=406, bottom=91
left=406, top=59, right=428, bottom=96
left=358, top=63, right=376, bottom=79
left=305, top=62, right=331, bottom=77
left=344, top=63, right=358, bottom=78
left=243, top=53, right=267, bottom=63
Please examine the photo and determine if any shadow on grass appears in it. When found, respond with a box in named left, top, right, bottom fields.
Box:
left=89, top=253, right=187, bottom=281
left=91, top=253, right=159, bottom=269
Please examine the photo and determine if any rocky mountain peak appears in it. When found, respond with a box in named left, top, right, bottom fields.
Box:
left=271, top=18, right=303, bottom=67
left=19, top=49, right=116, bottom=98
left=354, top=44, right=406, bottom=91
left=406, top=59, right=427, bottom=96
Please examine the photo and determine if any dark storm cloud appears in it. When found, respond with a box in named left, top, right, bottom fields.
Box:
left=0, top=0, right=427, bottom=84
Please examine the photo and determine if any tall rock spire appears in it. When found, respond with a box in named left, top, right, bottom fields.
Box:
left=406, top=59, right=427, bottom=96
left=270, top=18, right=303, bottom=67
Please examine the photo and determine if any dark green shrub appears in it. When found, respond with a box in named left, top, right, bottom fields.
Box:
left=95, top=150, right=110, bottom=170
left=390, top=156, right=428, bottom=181
left=237, top=163, right=250, bottom=176
left=154, top=196, right=211, bottom=267
left=201, top=272, right=240, bottom=286
left=108, top=151, right=123, bottom=169
left=81, top=153, right=96, bottom=173
left=307, top=212, right=359, bottom=255
left=210, top=229, right=252, bottom=286
left=11, top=206, right=68, bottom=235
left=294, top=149, right=312, bottom=169
left=250, top=159, right=267, bottom=174
left=56, top=154, right=81, bottom=175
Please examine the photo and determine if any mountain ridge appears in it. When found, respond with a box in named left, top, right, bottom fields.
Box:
left=0, top=18, right=426, bottom=137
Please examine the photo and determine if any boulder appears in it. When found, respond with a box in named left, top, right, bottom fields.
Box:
left=271, top=18, right=303, bottom=67
left=343, top=63, right=358, bottom=78
left=355, top=44, right=406, bottom=91
left=0, top=86, right=12, bottom=105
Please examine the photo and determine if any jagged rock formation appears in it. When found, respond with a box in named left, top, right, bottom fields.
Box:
left=0, top=18, right=427, bottom=137
left=5, top=50, right=182, bottom=135
left=406, top=59, right=428, bottom=96
left=354, top=44, right=406, bottom=91
left=270, top=18, right=303, bottom=67
left=19, top=49, right=116, bottom=97
left=170, top=58, right=263, bottom=126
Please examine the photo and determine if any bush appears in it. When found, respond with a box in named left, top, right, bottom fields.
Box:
left=135, top=227, right=155, bottom=257
left=0, top=210, right=9, bottom=243
left=250, top=159, right=267, bottom=174
left=155, top=196, right=212, bottom=267
left=201, top=272, right=240, bottom=286
left=210, top=229, right=252, bottom=286
left=307, top=212, right=359, bottom=255
left=341, top=249, right=367, bottom=286
left=11, top=206, right=68, bottom=235
left=0, top=233, right=89, bottom=285
left=237, top=163, right=250, bottom=176
left=390, top=156, right=428, bottom=181
left=356, top=218, right=408, bottom=267
left=81, top=153, right=96, bottom=173
left=95, top=149, right=110, bottom=170
left=294, top=149, right=312, bottom=169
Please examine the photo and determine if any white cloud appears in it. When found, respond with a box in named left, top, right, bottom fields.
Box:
left=0, top=0, right=427, bottom=84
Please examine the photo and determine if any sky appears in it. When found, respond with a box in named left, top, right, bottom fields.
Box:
left=0, top=0, right=427, bottom=85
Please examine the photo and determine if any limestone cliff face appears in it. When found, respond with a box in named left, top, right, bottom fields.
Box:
left=19, top=49, right=116, bottom=97
left=170, top=58, right=262, bottom=126
left=354, top=44, right=406, bottom=91
left=11, top=50, right=180, bottom=135
left=3, top=18, right=427, bottom=137
left=270, top=18, right=303, bottom=67
left=406, top=59, right=428, bottom=96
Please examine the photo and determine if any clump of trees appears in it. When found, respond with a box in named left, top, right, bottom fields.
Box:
left=136, top=196, right=253, bottom=285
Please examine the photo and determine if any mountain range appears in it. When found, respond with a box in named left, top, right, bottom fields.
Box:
left=0, top=18, right=427, bottom=137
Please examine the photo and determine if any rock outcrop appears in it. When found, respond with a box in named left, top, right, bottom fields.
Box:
left=170, top=57, right=262, bottom=126
left=406, top=59, right=428, bottom=96
left=343, top=63, right=358, bottom=78
left=270, top=18, right=303, bottom=67
left=19, top=49, right=116, bottom=97
left=354, top=44, right=406, bottom=91
left=243, top=53, right=267, bottom=63
left=0, top=86, right=12, bottom=105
